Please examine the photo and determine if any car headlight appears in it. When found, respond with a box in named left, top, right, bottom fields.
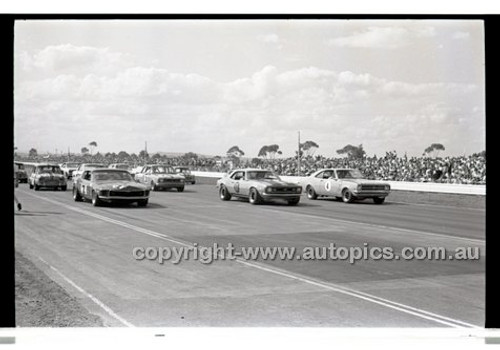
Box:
left=265, top=187, right=272, bottom=194
left=357, top=184, right=362, bottom=191
left=385, top=185, right=390, bottom=191
left=145, top=190, right=150, bottom=196
left=296, top=187, right=302, bottom=193
left=99, top=190, right=110, bottom=196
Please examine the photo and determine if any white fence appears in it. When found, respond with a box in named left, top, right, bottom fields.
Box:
left=192, top=171, right=486, bottom=196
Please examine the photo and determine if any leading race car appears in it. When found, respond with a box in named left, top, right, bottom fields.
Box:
left=217, top=169, right=302, bottom=205
left=28, top=163, right=67, bottom=191
left=304, top=168, right=391, bottom=204
left=73, top=168, right=150, bottom=207
left=135, top=164, right=185, bottom=192
left=59, top=162, right=80, bottom=179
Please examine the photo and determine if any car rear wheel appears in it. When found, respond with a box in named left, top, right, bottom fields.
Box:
left=92, top=191, right=102, bottom=207
left=249, top=188, right=262, bottom=205
left=342, top=189, right=354, bottom=203
left=137, top=199, right=148, bottom=207
left=29, top=182, right=33, bottom=189
left=177, top=186, right=185, bottom=192
left=34, top=184, right=40, bottom=191
left=287, top=198, right=300, bottom=206
left=219, top=185, right=231, bottom=201
left=306, top=185, right=318, bottom=200
left=73, top=187, right=83, bottom=201
left=373, top=197, right=385, bottom=204
left=61, top=185, right=67, bottom=191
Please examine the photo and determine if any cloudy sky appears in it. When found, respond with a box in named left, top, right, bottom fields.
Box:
left=14, top=20, right=485, bottom=158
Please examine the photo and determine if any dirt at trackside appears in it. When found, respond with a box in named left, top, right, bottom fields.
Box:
left=15, top=251, right=104, bottom=327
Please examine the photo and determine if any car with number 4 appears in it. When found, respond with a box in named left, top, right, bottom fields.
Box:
left=217, top=169, right=302, bottom=205
left=304, top=168, right=390, bottom=204
left=73, top=169, right=150, bottom=207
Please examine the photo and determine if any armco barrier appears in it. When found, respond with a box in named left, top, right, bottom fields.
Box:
left=192, top=171, right=485, bottom=196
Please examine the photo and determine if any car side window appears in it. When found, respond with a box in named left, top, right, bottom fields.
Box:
left=83, top=171, right=91, bottom=181
left=323, top=171, right=333, bottom=179
left=231, top=171, right=244, bottom=180
left=315, top=171, right=324, bottom=179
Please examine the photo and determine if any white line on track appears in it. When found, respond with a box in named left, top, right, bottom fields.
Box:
left=37, top=256, right=135, bottom=327
left=26, top=191, right=481, bottom=328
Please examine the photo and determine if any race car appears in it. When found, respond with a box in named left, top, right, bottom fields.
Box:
left=72, top=168, right=150, bottom=207
left=304, top=168, right=391, bottom=204
left=174, top=166, right=196, bottom=184
left=59, top=162, right=80, bottom=179
left=72, top=163, right=107, bottom=180
left=28, top=163, right=67, bottom=191
left=216, top=168, right=302, bottom=205
left=14, top=162, right=28, bottom=183
left=134, top=164, right=185, bottom=191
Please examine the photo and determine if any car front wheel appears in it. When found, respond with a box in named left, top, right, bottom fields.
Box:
left=137, top=199, right=148, bottom=207
left=287, top=198, right=300, bottom=206
left=342, top=189, right=355, bottom=203
left=92, top=191, right=102, bottom=207
left=306, top=185, right=318, bottom=200
left=373, top=197, right=385, bottom=204
left=219, top=185, right=231, bottom=201
left=177, top=186, right=185, bottom=192
left=249, top=188, right=262, bottom=205
left=73, top=187, right=83, bottom=201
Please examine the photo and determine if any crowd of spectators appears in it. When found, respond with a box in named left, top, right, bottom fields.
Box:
left=15, top=151, right=486, bottom=185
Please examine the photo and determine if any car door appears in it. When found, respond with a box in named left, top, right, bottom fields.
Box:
left=137, top=166, right=148, bottom=183
left=313, top=171, right=328, bottom=195
left=329, top=170, right=343, bottom=196
left=79, top=171, right=93, bottom=199
left=228, top=171, right=245, bottom=196
left=238, top=171, right=252, bottom=196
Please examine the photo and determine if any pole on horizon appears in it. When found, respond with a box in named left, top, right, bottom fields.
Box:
left=297, top=131, right=301, bottom=176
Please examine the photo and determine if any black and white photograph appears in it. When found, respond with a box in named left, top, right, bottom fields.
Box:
left=7, top=14, right=492, bottom=347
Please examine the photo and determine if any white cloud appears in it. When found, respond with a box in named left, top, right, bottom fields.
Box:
left=258, top=33, right=280, bottom=44
left=328, top=26, right=436, bottom=49
left=453, top=31, right=471, bottom=40
left=15, top=46, right=483, bottom=156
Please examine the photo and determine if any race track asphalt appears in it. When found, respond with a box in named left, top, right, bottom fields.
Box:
left=14, top=183, right=485, bottom=327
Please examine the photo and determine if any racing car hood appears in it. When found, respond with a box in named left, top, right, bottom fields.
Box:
left=153, top=174, right=184, bottom=180
left=94, top=180, right=148, bottom=191
left=257, top=179, right=298, bottom=187
left=339, top=178, right=389, bottom=185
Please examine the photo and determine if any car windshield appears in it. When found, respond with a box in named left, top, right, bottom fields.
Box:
left=246, top=171, right=279, bottom=180
left=93, top=171, right=133, bottom=181
left=176, top=168, right=191, bottom=174
left=66, top=163, right=80, bottom=167
left=114, top=164, right=130, bottom=169
left=86, top=164, right=106, bottom=169
left=37, top=166, right=62, bottom=174
left=152, top=166, right=175, bottom=174
left=336, top=169, right=364, bottom=179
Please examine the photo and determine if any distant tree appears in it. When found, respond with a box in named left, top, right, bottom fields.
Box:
left=336, top=144, right=366, bottom=159
left=251, top=157, right=263, bottom=166
left=117, top=151, right=130, bottom=161
left=183, top=152, right=198, bottom=159
left=139, top=150, right=149, bottom=160
left=88, top=141, right=97, bottom=155
left=424, top=143, right=445, bottom=158
left=81, top=147, right=89, bottom=155
left=227, top=145, right=245, bottom=158
left=300, top=140, right=319, bottom=157
left=151, top=153, right=163, bottom=163
left=258, top=145, right=269, bottom=158
left=29, top=148, right=38, bottom=158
